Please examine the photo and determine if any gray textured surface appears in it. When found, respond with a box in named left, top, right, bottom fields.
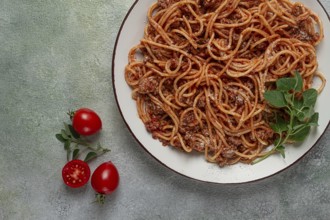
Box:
left=0, top=0, right=329, bottom=219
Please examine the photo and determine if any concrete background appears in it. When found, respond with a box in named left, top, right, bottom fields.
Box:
left=0, top=0, right=329, bottom=219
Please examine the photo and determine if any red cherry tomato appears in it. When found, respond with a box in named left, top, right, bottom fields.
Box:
left=72, top=108, right=102, bottom=136
left=91, top=161, right=119, bottom=195
left=62, top=160, right=91, bottom=188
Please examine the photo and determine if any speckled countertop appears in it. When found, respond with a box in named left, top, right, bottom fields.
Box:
left=0, top=0, right=329, bottom=219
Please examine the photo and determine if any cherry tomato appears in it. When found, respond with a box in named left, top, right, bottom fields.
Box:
left=91, top=161, right=119, bottom=195
left=62, top=160, right=91, bottom=188
left=72, top=108, right=102, bottom=136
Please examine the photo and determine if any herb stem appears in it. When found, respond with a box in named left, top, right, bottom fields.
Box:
left=252, top=139, right=282, bottom=164
left=85, top=149, right=110, bottom=163
left=66, top=148, right=71, bottom=162
left=70, top=139, right=99, bottom=151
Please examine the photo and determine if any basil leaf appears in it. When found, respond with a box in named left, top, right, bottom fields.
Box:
left=64, top=140, right=71, bottom=151
left=68, top=124, right=80, bottom=139
left=61, top=129, right=69, bottom=140
left=303, top=89, right=318, bottom=107
left=273, top=137, right=282, bottom=147
left=276, top=78, right=296, bottom=91
left=72, top=149, right=80, bottom=160
left=297, top=110, right=306, bottom=122
left=292, top=117, right=301, bottom=128
left=296, top=106, right=314, bottom=122
left=64, top=123, right=71, bottom=138
left=284, top=93, right=293, bottom=106
left=303, top=107, right=315, bottom=121
left=294, top=71, right=303, bottom=92
left=289, top=126, right=311, bottom=142
left=264, top=90, right=287, bottom=108
left=270, top=115, right=288, bottom=134
left=308, top=112, right=319, bottom=126
left=270, top=123, right=285, bottom=134
left=63, top=123, right=80, bottom=139
left=292, top=123, right=306, bottom=131
left=56, top=134, right=66, bottom=143
left=275, top=145, right=285, bottom=158
left=293, top=97, right=304, bottom=110
left=84, top=152, right=97, bottom=162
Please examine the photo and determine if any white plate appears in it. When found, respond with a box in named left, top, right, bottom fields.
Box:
left=112, top=0, right=330, bottom=183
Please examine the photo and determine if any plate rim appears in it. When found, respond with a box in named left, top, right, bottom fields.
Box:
left=112, top=0, right=330, bottom=184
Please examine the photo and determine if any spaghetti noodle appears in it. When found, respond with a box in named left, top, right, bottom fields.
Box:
left=125, top=0, right=325, bottom=166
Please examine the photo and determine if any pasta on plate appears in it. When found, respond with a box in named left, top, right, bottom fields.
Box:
left=124, top=0, right=325, bottom=166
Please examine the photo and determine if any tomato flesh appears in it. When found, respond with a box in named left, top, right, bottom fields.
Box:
left=62, top=160, right=91, bottom=188
left=91, top=161, right=119, bottom=194
left=72, top=108, right=102, bottom=136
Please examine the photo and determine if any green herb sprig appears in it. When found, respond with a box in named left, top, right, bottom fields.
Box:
left=55, top=113, right=110, bottom=162
left=253, top=71, right=319, bottom=164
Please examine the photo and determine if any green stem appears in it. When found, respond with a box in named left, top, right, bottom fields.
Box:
left=252, top=139, right=283, bottom=164
left=70, top=139, right=99, bottom=151
left=93, top=194, right=106, bottom=205
left=280, top=108, right=295, bottom=144
left=66, top=148, right=71, bottom=162
left=289, top=125, right=307, bottom=136
left=253, top=107, right=294, bottom=164
left=85, top=149, right=110, bottom=163
left=70, top=138, right=110, bottom=162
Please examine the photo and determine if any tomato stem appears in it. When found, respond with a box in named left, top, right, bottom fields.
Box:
left=66, top=110, right=76, bottom=121
left=93, top=194, right=106, bottom=205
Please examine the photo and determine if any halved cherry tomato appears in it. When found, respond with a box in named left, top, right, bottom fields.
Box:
left=62, top=160, right=91, bottom=188
left=72, top=108, right=102, bottom=136
left=91, top=161, right=119, bottom=195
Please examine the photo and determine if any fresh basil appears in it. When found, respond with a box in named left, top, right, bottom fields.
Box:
left=253, top=72, right=319, bottom=164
